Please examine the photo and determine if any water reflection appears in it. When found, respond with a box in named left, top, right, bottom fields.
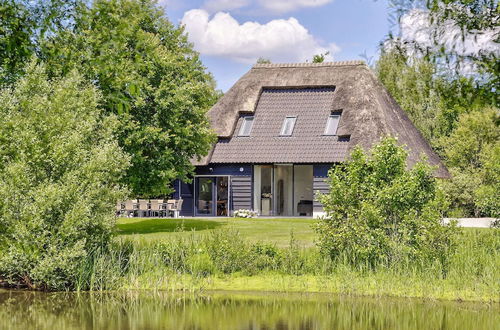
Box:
left=0, top=289, right=498, bottom=330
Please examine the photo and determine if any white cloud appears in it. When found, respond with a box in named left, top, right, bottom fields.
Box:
left=399, top=9, right=499, bottom=57
left=257, top=0, right=333, bottom=14
left=203, top=0, right=250, bottom=13
left=181, top=9, right=340, bottom=63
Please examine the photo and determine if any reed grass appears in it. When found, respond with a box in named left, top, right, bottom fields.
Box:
left=74, top=227, right=500, bottom=302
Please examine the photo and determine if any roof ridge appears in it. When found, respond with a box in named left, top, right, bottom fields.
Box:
left=253, top=61, right=366, bottom=69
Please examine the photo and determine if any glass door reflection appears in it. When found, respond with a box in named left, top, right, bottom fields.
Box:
left=216, top=177, right=229, bottom=216
left=196, top=177, right=214, bottom=215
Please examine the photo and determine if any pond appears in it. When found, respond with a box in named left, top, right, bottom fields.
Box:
left=0, top=289, right=498, bottom=330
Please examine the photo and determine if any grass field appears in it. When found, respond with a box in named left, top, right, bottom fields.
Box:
left=116, top=217, right=316, bottom=247
left=115, top=217, right=490, bottom=246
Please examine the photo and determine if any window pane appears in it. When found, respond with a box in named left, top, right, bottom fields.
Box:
left=324, top=115, right=340, bottom=135
left=238, top=116, right=254, bottom=136
left=280, top=117, right=296, bottom=136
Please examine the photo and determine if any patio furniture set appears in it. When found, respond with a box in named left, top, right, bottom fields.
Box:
left=116, top=199, right=183, bottom=218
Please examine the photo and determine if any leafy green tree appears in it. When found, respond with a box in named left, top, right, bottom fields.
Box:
left=1, top=0, right=218, bottom=196
left=376, top=48, right=492, bottom=146
left=376, top=47, right=498, bottom=217
left=0, top=0, right=34, bottom=84
left=0, top=0, right=80, bottom=85
left=315, top=137, right=457, bottom=267
left=0, top=62, right=129, bottom=290
left=439, top=108, right=499, bottom=217
left=40, top=0, right=218, bottom=196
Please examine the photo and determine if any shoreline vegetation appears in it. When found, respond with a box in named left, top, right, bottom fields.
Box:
left=7, top=220, right=495, bottom=303
left=118, top=227, right=499, bottom=303
left=1, top=218, right=499, bottom=303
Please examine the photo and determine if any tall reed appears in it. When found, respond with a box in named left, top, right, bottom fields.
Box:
left=72, top=227, right=499, bottom=301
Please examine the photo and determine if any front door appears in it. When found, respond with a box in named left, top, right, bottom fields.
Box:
left=195, top=176, right=229, bottom=216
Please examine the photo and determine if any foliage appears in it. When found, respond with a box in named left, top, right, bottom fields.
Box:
left=314, top=137, right=458, bottom=267
left=376, top=47, right=499, bottom=217
left=204, top=229, right=252, bottom=273
left=312, top=51, right=330, bottom=63
left=256, top=57, right=271, bottom=64
left=0, top=63, right=129, bottom=290
left=376, top=48, right=491, bottom=145
left=55, top=226, right=500, bottom=301
left=439, top=107, right=500, bottom=217
left=40, top=0, right=218, bottom=196
left=1, top=0, right=218, bottom=197
left=0, top=0, right=33, bottom=85
left=0, top=0, right=80, bottom=85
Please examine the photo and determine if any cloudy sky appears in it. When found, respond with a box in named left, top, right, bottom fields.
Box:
left=159, top=0, right=391, bottom=91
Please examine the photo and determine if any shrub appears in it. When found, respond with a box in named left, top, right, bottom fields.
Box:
left=314, top=137, right=458, bottom=268
left=0, top=63, right=129, bottom=290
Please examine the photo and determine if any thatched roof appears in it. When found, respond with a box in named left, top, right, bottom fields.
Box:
left=196, top=61, right=448, bottom=177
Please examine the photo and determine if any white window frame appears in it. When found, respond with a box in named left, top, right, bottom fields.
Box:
left=280, top=116, right=297, bottom=136
left=238, top=116, right=254, bottom=137
left=324, top=114, right=340, bottom=135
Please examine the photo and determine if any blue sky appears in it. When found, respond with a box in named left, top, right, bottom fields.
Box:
left=160, top=0, right=392, bottom=91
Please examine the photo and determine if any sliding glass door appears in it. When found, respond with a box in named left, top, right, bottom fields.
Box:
left=195, top=176, right=229, bottom=216
left=253, top=165, right=313, bottom=216
left=274, top=165, right=293, bottom=216
left=253, top=165, right=273, bottom=216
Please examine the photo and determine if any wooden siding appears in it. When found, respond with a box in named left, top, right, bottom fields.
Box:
left=179, top=181, right=194, bottom=216
left=231, top=176, right=252, bottom=211
left=313, top=177, right=329, bottom=213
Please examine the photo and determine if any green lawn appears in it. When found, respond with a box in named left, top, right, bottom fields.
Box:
left=116, top=217, right=316, bottom=247
left=116, top=217, right=490, bottom=248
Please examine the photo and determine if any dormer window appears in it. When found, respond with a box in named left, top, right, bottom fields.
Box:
left=324, top=112, right=341, bottom=135
left=280, top=116, right=297, bottom=136
left=238, top=116, right=254, bottom=136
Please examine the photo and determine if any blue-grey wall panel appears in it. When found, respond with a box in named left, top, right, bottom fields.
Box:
left=172, top=179, right=181, bottom=199
left=179, top=180, right=194, bottom=216
left=196, top=164, right=252, bottom=176
left=313, top=164, right=333, bottom=178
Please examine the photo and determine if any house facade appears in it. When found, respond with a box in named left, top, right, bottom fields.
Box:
left=173, top=61, right=448, bottom=217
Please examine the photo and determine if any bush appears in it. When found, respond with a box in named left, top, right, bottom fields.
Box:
left=314, top=137, right=458, bottom=268
left=0, top=63, right=129, bottom=290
